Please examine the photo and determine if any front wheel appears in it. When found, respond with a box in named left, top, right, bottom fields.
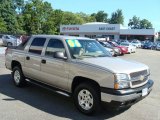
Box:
left=12, top=66, right=26, bottom=87
left=73, top=83, right=101, bottom=115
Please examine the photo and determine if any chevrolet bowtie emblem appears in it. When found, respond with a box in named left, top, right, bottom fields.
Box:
left=139, top=75, right=144, bottom=81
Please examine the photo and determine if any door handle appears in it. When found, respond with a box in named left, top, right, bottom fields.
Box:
left=41, top=59, right=46, bottom=64
left=26, top=56, right=30, bottom=60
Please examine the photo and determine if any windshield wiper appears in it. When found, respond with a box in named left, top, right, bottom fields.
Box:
left=81, top=54, right=98, bottom=57
left=97, top=55, right=108, bottom=57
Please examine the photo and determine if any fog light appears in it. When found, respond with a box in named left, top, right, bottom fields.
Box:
left=114, top=83, right=119, bottom=89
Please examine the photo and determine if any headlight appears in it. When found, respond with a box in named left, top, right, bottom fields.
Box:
left=115, top=73, right=129, bottom=80
left=114, top=74, right=130, bottom=89
left=114, top=48, right=119, bottom=52
left=121, top=48, right=125, bottom=50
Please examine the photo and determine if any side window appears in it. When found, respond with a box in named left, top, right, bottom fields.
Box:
left=45, top=39, right=65, bottom=57
left=6, top=36, right=10, bottom=39
left=29, top=38, right=46, bottom=55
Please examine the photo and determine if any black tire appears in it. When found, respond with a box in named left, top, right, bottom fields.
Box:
left=73, top=83, right=101, bottom=115
left=7, top=42, right=12, bottom=47
left=120, top=53, right=124, bottom=56
left=12, top=66, right=26, bottom=87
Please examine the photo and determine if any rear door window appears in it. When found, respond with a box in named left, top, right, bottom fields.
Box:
left=29, top=38, right=46, bottom=55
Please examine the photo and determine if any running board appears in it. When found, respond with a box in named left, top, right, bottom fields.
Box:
left=25, top=79, right=71, bottom=97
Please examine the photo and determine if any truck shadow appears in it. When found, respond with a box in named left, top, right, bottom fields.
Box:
left=0, top=74, right=129, bottom=120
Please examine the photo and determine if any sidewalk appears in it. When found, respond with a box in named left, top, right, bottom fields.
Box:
left=0, top=47, right=6, bottom=55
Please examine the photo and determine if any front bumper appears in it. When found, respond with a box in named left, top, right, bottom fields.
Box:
left=143, top=46, right=152, bottom=49
left=101, top=80, right=153, bottom=108
left=156, top=47, right=160, bottom=50
left=121, top=49, right=128, bottom=54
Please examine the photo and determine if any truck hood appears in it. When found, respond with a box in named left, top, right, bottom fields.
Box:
left=80, top=57, right=148, bottom=74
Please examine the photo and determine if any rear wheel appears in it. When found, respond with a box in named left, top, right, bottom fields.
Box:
left=120, top=53, right=124, bottom=56
left=12, top=66, right=26, bottom=87
left=7, top=42, right=12, bottom=47
left=73, top=83, right=101, bottom=115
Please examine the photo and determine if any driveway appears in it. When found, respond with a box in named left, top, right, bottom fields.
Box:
left=0, top=47, right=6, bottom=55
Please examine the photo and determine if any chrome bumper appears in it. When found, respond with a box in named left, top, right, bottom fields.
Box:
left=101, top=80, right=153, bottom=103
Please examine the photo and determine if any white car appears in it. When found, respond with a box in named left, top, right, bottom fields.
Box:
left=105, top=47, right=114, bottom=56
left=131, top=41, right=141, bottom=48
left=2, top=35, right=22, bottom=46
left=120, top=42, right=136, bottom=53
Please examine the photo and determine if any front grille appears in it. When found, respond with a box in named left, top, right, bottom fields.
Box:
left=130, top=69, right=149, bottom=88
left=130, top=70, right=148, bottom=79
left=131, top=76, right=148, bottom=86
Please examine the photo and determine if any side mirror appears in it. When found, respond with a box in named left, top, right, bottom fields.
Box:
left=53, top=51, right=67, bottom=60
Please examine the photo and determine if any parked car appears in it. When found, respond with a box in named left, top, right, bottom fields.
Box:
left=105, top=47, right=114, bottom=56
left=5, top=35, right=153, bottom=115
left=117, top=40, right=130, bottom=45
left=108, top=41, right=128, bottom=55
left=2, top=35, right=22, bottom=46
left=131, top=41, right=141, bottom=48
left=103, top=42, right=122, bottom=56
left=152, top=42, right=157, bottom=50
left=156, top=43, right=160, bottom=50
left=0, top=35, right=3, bottom=46
left=99, top=41, right=121, bottom=56
left=141, top=41, right=145, bottom=48
left=98, top=41, right=115, bottom=56
left=120, top=42, right=136, bottom=53
left=142, top=42, right=154, bottom=49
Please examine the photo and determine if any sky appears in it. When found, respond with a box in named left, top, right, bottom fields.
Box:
left=46, top=0, right=160, bottom=31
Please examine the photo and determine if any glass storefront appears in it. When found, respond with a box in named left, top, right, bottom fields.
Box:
left=120, top=35, right=154, bottom=41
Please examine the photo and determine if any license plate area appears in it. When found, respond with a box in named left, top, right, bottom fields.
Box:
left=142, top=88, right=148, bottom=96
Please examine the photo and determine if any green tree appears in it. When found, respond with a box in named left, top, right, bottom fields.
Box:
left=0, top=0, right=19, bottom=34
left=91, top=11, right=108, bottom=22
left=109, top=9, right=124, bottom=24
left=14, top=0, right=25, bottom=14
left=0, top=17, right=7, bottom=33
left=22, top=0, right=54, bottom=34
left=76, top=12, right=96, bottom=23
left=61, top=11, right=84, bottom=25
left=41, top=10, right=57, bottom=34
left=140, top=19, right=152, bottom=29
left=128, top=16, right=141, bottom=29
left=128, top=16, right=153, bottom=29
left=16, top=14, right=26, bottom=34
left=51, top=9, right=64, bottom=34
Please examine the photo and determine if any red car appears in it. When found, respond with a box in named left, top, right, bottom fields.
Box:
left=108, top=41, right=128, bottom=55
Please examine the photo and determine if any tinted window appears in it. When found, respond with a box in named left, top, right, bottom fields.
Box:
left=45, top=39, right=65, bottom=57
left=6, top=36, right=10, bottom=39
left=121, top=43, right=129, bottom=46
left=66, top=39, right=111, bottom=59
left=29, top=38, right=46, bottom=55
left=17, top=37, right=31, bottom=50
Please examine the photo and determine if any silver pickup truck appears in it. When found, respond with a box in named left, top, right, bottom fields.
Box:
left=5, top=35, right=153, bottom=115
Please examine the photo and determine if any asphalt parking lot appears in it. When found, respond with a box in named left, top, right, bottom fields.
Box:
left=0, top=48, right=160, bottom=120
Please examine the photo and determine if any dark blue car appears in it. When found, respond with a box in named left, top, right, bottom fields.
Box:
left=142, top=42, right=154, bottom=49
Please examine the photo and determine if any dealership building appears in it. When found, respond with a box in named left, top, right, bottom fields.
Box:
left=60, top=22, right=156, bottom=41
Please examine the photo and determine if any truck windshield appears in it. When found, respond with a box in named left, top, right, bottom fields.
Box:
left=66, top=39, right=112, bottom=59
